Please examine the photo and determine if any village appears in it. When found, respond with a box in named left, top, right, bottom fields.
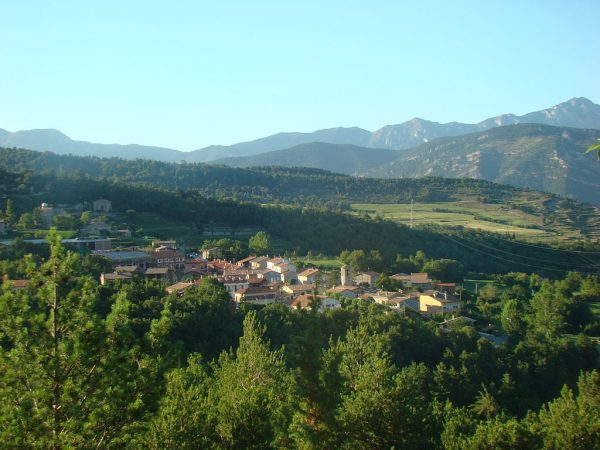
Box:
left=1, top=198, right=465, bottom=320
left=99, top=246, right=462, bottom=316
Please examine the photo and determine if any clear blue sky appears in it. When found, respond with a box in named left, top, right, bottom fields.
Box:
left=1, top=1, right=599, bottom=150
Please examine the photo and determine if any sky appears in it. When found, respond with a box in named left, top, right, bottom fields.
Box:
left=1, top=1, right=599, bottom=150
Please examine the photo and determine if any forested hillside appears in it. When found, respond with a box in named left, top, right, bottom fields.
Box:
left=0, top=236, right=598, bottom=448
left=3, top=170, right=599, bottom=276
left=212, top=142, right=398, bottom=174
left=2, top=147, right=600, bottom=241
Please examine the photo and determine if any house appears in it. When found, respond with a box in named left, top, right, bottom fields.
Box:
left=215, top=275, right=250, bottom=298
left=372, top=291, right=420, bottom=311
left=99, top=251, right=151, bottom=269
left=234, top=285, right=278, bottom=305
left=328, top=285, right=360, bottom=298
left=279, top=269, right=298, bottom=284
left=282, top=284, right=316, bottom=299
left=223, top=267, right=264, bottom=278
left=289, top=294, right=341, bottom=312
left=63, top=238, right=112, bottom=252
left=353, top=271, right=380, bottom=288
left=114, top=265, right=140, bottom=276
left=144, top=267, right=176, bottom=284
left=100, top=272, right=133, bottom=285
left=259, top=269, right=282, bottom=284
left=267, top=259, right=297, bottom=283
left=419, top=290, right=461, bottom=315
left=149, top=250, right=186, bottom=271
left=207, top=259, right=236, bottom=275
left=249, top=256, right=269, bottom=270
left=298, top=268, right=322, bottom=284
left=165, top=281, right=195, bottom=295
left=236, top=256, right=257, bottom=267
left=266, top=257, right=285, bottom=270
left=93, top=199, right=112, bottom=213
left=182, top=260, right=208, bottom=279
left=391, top=272, right=434, bottom=290
left=202, top=247, right=222, bottom=260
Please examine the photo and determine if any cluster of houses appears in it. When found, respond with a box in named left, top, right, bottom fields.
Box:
left=97, top=243, right=462, bottom=316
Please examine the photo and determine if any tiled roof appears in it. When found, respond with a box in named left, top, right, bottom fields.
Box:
left=298, top=268, right=319, bottom=277
left=166, top=282, right=195, bottom=294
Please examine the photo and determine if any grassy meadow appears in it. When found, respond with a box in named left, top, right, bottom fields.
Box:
left=351, top=201, right=593, bottom=242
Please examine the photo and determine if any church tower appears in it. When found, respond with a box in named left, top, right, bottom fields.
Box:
left=340, top=265, right=353, bottom=286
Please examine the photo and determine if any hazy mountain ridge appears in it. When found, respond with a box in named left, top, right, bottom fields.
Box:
left=212, top=142, right=399, bottom=175
left=2, top=97, right=598, bottom=162
left=186, top=127, right=372, bottom=162
left=0, top=128, right=186, bottom=162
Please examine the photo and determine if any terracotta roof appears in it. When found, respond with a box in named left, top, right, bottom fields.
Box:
left=330, top=285, right=360, bottom=293
left=166, top=282, right=195, bottom=294
left=298, top=268, right=319, bottom=278
left=115, top=265, right=139, bottom=274
left=237, top=256, right=257, bottom=266
left=251, top=256, right=269, bottom=263
left=102, top=273, right=132, bottom=281
left=7, top=279, right=31, bottom=288
left=290, top=294, right=319, bottom=309
left=361, top=271, right=380, bottom=277
left=410, top=273, right=432, bottom=282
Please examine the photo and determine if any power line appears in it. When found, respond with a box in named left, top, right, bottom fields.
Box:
left=449, top=233, right=599, bottom=270
left=482, top=233, right=600, bottom=255
left=439, top=233, right=600, bottom=276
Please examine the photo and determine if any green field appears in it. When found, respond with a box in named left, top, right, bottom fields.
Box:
left=351, top=201, right=591, bottom=242
left=293, top=257, right=342, bottom=271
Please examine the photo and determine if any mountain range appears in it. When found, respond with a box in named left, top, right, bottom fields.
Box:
left=2, top=97, right=599, bottom=206
left=1, top=97, right=598, bottom=163
left=213, top=124, right=600, bottom=206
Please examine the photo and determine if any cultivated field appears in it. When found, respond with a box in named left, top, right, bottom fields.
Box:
left=351, top=201, right=591, bottom=242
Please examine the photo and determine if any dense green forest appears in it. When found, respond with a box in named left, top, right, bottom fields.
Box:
left=1, top=156, right=600, bottom=448
left=0, top=237, right=598, bottom=448
left=2, top=169, right=599, bottom=276
left=0, top=146, right=587, bottom=210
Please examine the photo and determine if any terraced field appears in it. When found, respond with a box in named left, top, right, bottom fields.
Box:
left=351, top=200, right=600, bottom=243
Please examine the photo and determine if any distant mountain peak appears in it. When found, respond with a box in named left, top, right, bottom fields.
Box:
left=1, top=97, right=598, bottom=162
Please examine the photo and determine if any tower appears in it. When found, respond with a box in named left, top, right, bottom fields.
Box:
left=340, top=265, right=353, bottom=286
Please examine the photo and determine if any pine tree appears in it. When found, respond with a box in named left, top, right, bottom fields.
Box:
left=0, top=231, right=162, bottom=448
